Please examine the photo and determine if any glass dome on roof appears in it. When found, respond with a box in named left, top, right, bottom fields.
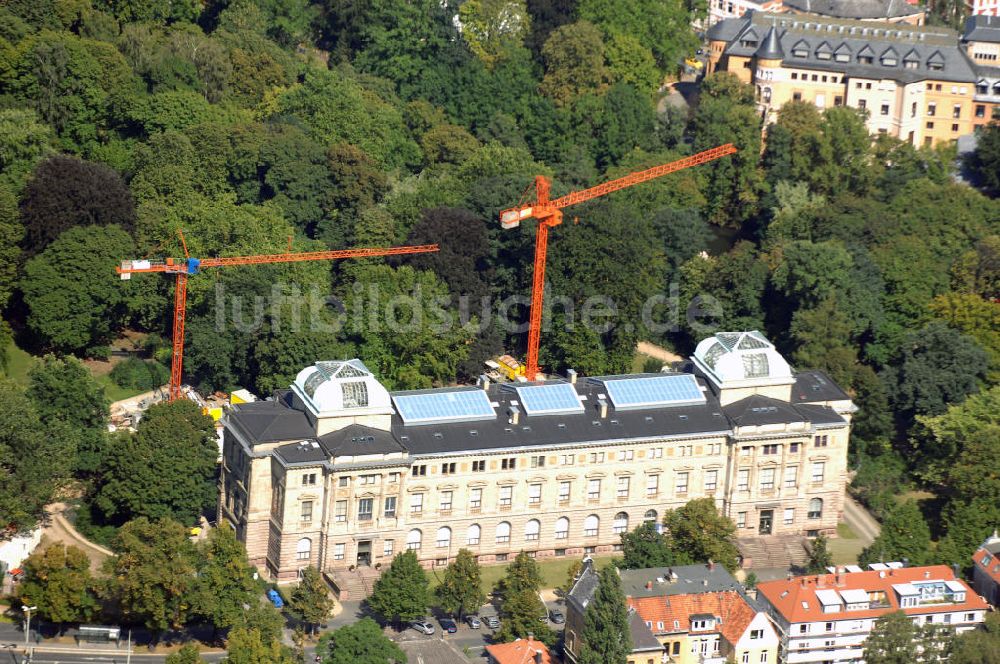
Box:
left=693, top=331, right=792, bottom=384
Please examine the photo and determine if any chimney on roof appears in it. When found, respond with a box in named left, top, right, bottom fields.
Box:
left=835, top=574, right=844, bottom=587
left=708, top=559, right=715, bottom=571
left=478, top=374, right=490, bottom=389
left=646, top=581, right=653, bottom=590
left=597, top=397, right=608, bottom=418
left=528, top=632, right=534, bottom=641
left=567, top=368, right=577, bottom=384
left=703, top=579, right=709, bottom=587
left=508, top=405, right=521, bottom=425
left=534, top=650, right=543, bottom=664
left=817, top=575, right=826, bottom=588
left=924, top=570, right=931, bottom=579
left=800, top=577, right=808, bottom=588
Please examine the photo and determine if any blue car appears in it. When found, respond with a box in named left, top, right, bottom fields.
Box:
left=267, top=589, right=284, bottom=608
left=439, top=618, right=458, bottom=633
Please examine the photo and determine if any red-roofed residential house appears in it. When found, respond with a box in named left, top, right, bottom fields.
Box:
left=757, top=564, right=988, bottom=663
left=972, top=530, right=1000, bottom=607
left=485, top=637, right=554, bottom=664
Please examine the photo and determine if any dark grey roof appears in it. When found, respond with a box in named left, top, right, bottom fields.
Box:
left=724, top=394, right=846, bottom=428
left=274, top=440, right=328, bottom=465
left=566, top=559, right=601, bottom=614
left=756, top=25, right=785, bottom=59
left=319, top=424, right=406, bottom=456
left=619, top=564, right=742, bottom=598
left=716, top=12, right=975, bottom=84
left=783, top=0, right=924, bottom=20
left=628, top=609, right=664, bottom=652
left=227, top=398, right=314, bottom=444
left=964, top=14, right=1000, bottom=43
left=792, top=371, right=850, bottom=403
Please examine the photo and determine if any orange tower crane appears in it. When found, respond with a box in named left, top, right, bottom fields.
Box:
left=117, top=240, right=439, bottom=401
left=499, top=143, right=738, bottom=381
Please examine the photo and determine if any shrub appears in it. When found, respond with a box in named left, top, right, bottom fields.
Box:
left=110, top=357, right=170, bottom=391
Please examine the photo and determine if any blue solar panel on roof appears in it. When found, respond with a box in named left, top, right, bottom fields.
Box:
left=601, top=375, right=705, bottom=409
left=514, top=383, right=584, bottom=415
left=393, top=389, right=495, bottom=424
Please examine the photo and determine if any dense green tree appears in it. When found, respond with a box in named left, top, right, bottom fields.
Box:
left=104, top=517, right=199, bottom=632
left=436, top=549, right=486, bottom=619
left=579, top=565, right=631, bottom=664
left=317, top=617, right=408, bottom=664
left=605, top=32, right=660, bottom=95
left=0, top=187, right=23, bottom=312
left=968, top=120, right=1000, bottom=195
left=619, top=521, right=691, bottom=570
left=805, top=534, right=833, bottom=574
left=0, top=109, right=54, bottom=192
left=236, top=601, right=287, bottom=646
left=288, top=566, right=335, bottom=635
left=17, top=544, right=98, bottom=627
left=402, top=207, right=492, bottom=299
left=0, top=381, right=71, bottom=534
left=20, top=225, right=138, bottom=353
left=94, top=399, right=218, bottom=525
left=222, top=627, right=297, bottom=664
left=929, top=293, right=1000, bottom=382
left=540, top=21, right=609, bottom=106
left=579, top=0, right=695, bottom=70
left=950, top=235, right=1000, bottom=299
left=790, top=298, right=860, bottom=389
left=862, top=611, right=919, bottom=664
left=367, top=550, right=429, bottom=625
left=189, top=526, right=259, bottom=633
left=496, top=588, right=554, bottom=645
left=495, top=551, right=544, bottom=598
left=166, top=643, right=206, bottom=664
left=458, top=0, right=531, bottom=66
left=664, top=498, right=740, bottom=571
left=859, top=501, right=931, bottom=567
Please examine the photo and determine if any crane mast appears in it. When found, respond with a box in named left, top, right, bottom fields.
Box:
left=500, top=143, right=738, bottom=381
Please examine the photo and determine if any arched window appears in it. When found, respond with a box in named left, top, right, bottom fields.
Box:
left=809, top=498, right=823, bottom=519
left=407, top=529, right=422, bottom=551
left=296, top=538, right=311, bottom=560
left=555, top=517, right=569, bottom=539
left=496, top=521, right=511, bottom=544
left=525, top=519, right=541, bottom=542
left=584, top=514, right=600, bottom=537
left=613, top=512, right=629, bottom=534
left=467, top=524, right=481, bottom=546
left=436, top=526, right=451, bottom=548
left=644, top=509, right=658, bottom=523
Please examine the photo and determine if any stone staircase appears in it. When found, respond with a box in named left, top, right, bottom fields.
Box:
left=327, top=566, right=382, bottom=601
left=738, top=535, right=810, bottom=570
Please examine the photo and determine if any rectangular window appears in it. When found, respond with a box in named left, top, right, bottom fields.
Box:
left=834, top=95, right=843, bottom=106
left=705, top=469, right=718, bottom=491
left=388, top=472, right=399, bottom=483
left=649, top=447, right=663, bottom=459
left=439, top=490, right=453, bottom=512
left=784, top=465, right=798, bottom=488
left=790, top=443, right=800, bottom=454
left=441, top=462, right=456, bottom=475
left=792, top=72, right=798, bottom=80
left=384, top=496, right=396, bottom=518
left=710, top=442, right=722, bottom=455
left=412, top=465, right=426, bottom=476
left=928, top=103, right=937, bottom=116
left=647, top=474, right=659, bottom=496
left=750, top=629, right=763, bottom=640
left=763, top=444, right=779, bottom=455
left=858, top=99, right=867, bottom=109
left=411, top=493, right=424, bottom=514
left=383, top=539, right=394, bottom=557
left=589, top=452, right=605, bottom=463
left=358, top=498, right=373, bottom=521
left=528, top=483, right=542, bottom=504
left=335, top=500, right=347, bottom=523
left=679, top=445, right=693, bottom=457
left=617, top=449, right=634, bottom=461
left=469, top=487, right=482, bottom=510
left=737, top=512, right=747, bottom=528
left=300, top=500, right=313, bottom=523
left=588, top=479, right=601, bottom=501
left=501, top=458, right=516, bottom=470
left=338, top=477, right=349, bottom=487
left=559, top=481, right=571, bottom=502
left=530, top=455, right=545, bottom=468
left=811, top=462, right=825, bottom=483
left=927, top=121, right=935, bottom=129
left=977, top=105, right=986, bottom=118
left=814, top=435, right=828, bottom=447
left=302, top=473, right=316, bottom=486
left=617, top=476, right=630, bottom=498
left=499, top=485, right=513, bottom=507
left=560, top=454, right=575, bottom=465
left=742, top=654, right=750, bottom=664
left=784, top=508, right=795, bottom=525
left=952, top=123, right=959, bottom=132
left=760, top=467, right=775, bottom=491
left=741, top=446, right=752, bottom=457
left=359, top=474, right=377, bottom=485
left=675, top=472, right=689, bottom=495
left=738, top=468, right=750, bottom=491
left=760, top=653, right=768, bottom=663
left=333, top=543, right=344, bottom=561
left=472, top=460, right=485, bottom=472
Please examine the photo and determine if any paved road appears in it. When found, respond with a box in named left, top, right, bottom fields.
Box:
left=843, top=495, right=880, bottom=545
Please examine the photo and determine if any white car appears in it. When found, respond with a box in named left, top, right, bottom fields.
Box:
left=466, top=615, right=482, bottom=629
left=410, top=619, right=435, bottom=635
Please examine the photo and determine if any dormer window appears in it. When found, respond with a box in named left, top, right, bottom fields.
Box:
left=928, top=61, right=944, bottom=71
left=882, top=56, right=897, bottom=66
left=792, top=39, right=809, bottom=58
left=816, top=42, right=832, bottom=60
left=859, top=55, right=873, bottom=64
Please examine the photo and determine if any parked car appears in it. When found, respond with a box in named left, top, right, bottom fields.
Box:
left=550, top=610, right=566, bottom=624
left=439, top=618, right=458, bottom=633
left=411, top=619, right=435, bottom=635
left=466, top=615, right=482, bottom=629
left=485, top=615, right=501, bottom=629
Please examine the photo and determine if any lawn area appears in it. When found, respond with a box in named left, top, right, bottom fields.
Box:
left=1, top=338, right=36, bottom=385
left=94, top=372, right=146, bottom=402
left=828, top=522, right=866, bottom=565
left=631, top=352, right=661, bottom=374
left=426, top=554, right=618, bottom=595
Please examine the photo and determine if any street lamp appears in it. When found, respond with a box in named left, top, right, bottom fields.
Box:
left=20, top=605, right=36, bottom=648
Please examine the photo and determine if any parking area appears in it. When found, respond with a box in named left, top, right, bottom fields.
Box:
left=397, top=638, right=470, bottom=664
